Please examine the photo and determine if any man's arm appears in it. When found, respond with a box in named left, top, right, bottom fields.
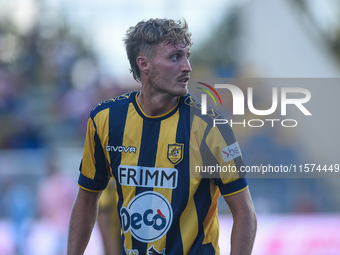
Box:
left=97, top=210, right=122, bottom=255
left=97, top=183, right=122, bottom=255
left=67, top=188, right=102, bottom=255
left=224, top=188, right=257, bottom=255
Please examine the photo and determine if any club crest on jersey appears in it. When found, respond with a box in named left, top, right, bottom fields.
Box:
left=167, top=143, right=183, bottom=165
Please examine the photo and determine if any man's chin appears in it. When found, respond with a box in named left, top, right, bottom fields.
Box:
left=176, top=87, right=188, bottom=97
left=162, top=87, right=188, bottom=97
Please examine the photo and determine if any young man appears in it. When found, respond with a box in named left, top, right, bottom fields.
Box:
left=67, top=18, right=257, bottom=255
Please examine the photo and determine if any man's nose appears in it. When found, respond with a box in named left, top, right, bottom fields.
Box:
left=182, top=58, right=192, bottom=73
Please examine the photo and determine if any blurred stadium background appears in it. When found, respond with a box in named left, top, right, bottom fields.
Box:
left=0, top=0, right=340, bottom=254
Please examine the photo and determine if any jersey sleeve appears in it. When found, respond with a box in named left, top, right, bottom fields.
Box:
left=78, top=116, right=110, bottom=192
left=202, top=117, right=248, bottom=197
left=99, top=179, right=116, bottom=212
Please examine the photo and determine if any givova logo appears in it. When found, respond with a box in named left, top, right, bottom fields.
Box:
left=106, top=145, right=136, bottom=153
left=120, top=191, right=173, bottom=243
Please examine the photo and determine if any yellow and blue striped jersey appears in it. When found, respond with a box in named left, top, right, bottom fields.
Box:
left=78, top=91, right=248, bottom=255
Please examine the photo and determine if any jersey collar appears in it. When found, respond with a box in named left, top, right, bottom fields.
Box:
left=133, top=91, right=180, bottom=121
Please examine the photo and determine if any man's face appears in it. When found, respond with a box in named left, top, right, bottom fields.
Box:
left=146, top=41, right=192, bottom=97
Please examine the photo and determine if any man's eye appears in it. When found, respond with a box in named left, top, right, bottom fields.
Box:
left=171, top=55, right=179, bottom=60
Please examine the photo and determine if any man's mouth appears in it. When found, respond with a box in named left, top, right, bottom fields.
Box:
left=178, top=77, right=189, bottom=83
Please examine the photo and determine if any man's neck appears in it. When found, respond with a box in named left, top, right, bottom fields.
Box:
left=137, top=90, right=179, bottom=117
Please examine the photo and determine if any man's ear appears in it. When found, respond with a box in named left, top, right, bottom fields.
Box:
left=136, top=56, right=149, bottom=75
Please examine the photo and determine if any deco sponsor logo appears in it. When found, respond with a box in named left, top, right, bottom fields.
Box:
left=120, top=191, right=173, bottom=243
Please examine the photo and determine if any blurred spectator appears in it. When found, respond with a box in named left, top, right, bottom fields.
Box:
left=37, top=157, right=76, bottom=227
left=0, top=12, right=134, bottom=149
left=3, top=183, right=35, bottom=255
left=35, top=156, right=77, bottom=255
left=293, top=192, right=318, bottom=213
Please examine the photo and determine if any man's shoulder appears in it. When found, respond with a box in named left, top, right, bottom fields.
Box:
left=182, top=93, right=222, bottom=121
left=90, top=91, right=137, bottom=118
